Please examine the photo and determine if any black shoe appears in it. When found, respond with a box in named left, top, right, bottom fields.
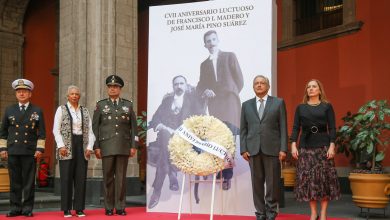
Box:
left=169, top=182, right=179, bottom=191
left=105, top=209, right=113, bottom=216
left=76, top=210, right=85, bottom=217
left=255, top=212, right=266, bottom=220
left=63, top=210, right=72, bottom=218
left=222, top=179, right=231, bottom=190
left=256, top=215, right=266, bottom=220
left=22, top=211, right=33, bottom=217
left=6, top=211, right=21, bottom=217
left=148, top=191, right=161, bottom=209
left=265, top=212, right=277, bottom=220
left=116, top=209, right=126, bottom=216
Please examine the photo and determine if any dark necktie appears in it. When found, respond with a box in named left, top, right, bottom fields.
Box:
left=21, top=105, right=26, bottom=114
left=113, top=101, right=117, bottom=107
left=258, top=99, right=264, bottom=119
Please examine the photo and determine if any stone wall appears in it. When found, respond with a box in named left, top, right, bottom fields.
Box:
left=58, top=0, right=139, bottom=179
left=0, top=0, right=30, bottom=119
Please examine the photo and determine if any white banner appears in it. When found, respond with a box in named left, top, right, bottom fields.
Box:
left=175, top=125, right=234, bottom=168
left=147, top=0, right=276, bottom=216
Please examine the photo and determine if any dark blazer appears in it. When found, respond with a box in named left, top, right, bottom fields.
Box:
left=240, top=96, right=288, bottom=156
left=0, top=103, right=46, bottom=155
left=196, top=51, right=243, bottom=128
left=149, top=92, right=202, bottom=130
left=92, top=98, right=137, bottom=157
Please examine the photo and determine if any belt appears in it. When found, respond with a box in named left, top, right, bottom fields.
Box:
left=303, top=125, right=327, bottom=134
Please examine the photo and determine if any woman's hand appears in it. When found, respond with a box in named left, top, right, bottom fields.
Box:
left=59, top=147, right=67, bottom=157
left=84, top=149, right=93, bottom=160
left=291, top=142, right=299, bottom=160
left=327, top=143, right=336, bottom=160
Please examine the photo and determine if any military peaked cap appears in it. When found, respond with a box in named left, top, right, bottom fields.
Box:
left=12, top=79, right=34, bottom=91
left=106, top=75, right=124, bottom=87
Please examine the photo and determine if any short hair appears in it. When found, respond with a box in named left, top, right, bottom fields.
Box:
left=67, top=85, right=80, bottom=96
left=302, top=79, right=329, bottom=104
left=172, top=75, right=187, bottom=84
left=253, top=75, right=270, bottom=87
left=203, top=30, right=218, bottom=44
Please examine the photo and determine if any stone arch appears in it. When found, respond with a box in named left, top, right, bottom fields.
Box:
left=0, top=0, right=30, bottom=33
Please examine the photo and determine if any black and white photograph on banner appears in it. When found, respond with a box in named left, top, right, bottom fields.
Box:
left=147, top=0, right=276, bottom=215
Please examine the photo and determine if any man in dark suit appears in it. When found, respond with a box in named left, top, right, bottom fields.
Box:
left=196, top=30, right=244, bottom=190
left=148, top=75, right=202, bottom=209
left=0, top=79, right=46, bottom=217
left=240, top=75, right=287, bottom=220
left=93, top=75, right=137, bottom=216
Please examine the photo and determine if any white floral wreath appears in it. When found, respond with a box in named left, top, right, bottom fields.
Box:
left=168, top=115, right=235, bottom=176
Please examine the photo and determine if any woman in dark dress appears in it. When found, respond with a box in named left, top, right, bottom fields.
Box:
left=290, top=79, right=340, bottom=220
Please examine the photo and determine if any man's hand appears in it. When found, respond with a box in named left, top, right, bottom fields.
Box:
left=0, top=151, right=8, bottom=160
left=94, top=149, right=102, bottom=159
left=155, top=123, right=165, bottom=132
left=84, top=149, right=93, bottom=160
left=59, top=147, right=67, bottom=157
left=279, top=151, right=287, bottom=161
left=34, top=151, right=42, bottom=160
left=202, top=89, right=216, bottom=98
left=241, top=152, right=250, bottom=162
left=129, top=148, right=137, bottom=158
left=156, top=123, right=174, bottom=135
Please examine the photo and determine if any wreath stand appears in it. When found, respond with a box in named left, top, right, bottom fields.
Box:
left=177, top=171, right=224, bottom=220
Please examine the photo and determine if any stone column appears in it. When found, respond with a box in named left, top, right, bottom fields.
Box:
left=58, top=0, right=139, bottom=201
left=0, top=32, right=23, bottom=117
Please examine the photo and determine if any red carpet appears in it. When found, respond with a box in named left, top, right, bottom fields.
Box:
left=4, top=207, right=350, bottom=220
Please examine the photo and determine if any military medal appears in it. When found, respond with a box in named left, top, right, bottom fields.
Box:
left=30, top=112, right=39, bottom=120
left=108, top=116, right=112, bottom=120
left=103, top=105, right=110, bottom=113
left=122, top=106, right=129, bottom=113
left=9, top=116, right=15, bottom=124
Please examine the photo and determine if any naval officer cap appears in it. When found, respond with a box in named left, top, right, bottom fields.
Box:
left=12, top=79, right=34, bottom=91
left=106, top=75, right=124, bottom=87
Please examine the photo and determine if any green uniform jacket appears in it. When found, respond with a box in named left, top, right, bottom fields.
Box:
left=92, top=98, right=137, bottom=157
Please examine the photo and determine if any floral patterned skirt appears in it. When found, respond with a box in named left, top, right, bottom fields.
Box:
left=294, top=146, right=341, bottom=201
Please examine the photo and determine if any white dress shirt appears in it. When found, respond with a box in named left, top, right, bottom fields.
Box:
left=209, top=50, right=219, bottom=81
left=19, top=102, right=30, bottom=110
left=110, top=98, right=119, bottom=105
left=171, top=93, right=184, bottom=114
left=53, top=102, right=95, bottom=150
left=256, top=94, right=268, bottom=110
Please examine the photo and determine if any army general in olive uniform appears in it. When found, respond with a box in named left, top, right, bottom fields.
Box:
left=92, top=75, right=137, bottom=216
left=0, top=79, right=46, bottom=217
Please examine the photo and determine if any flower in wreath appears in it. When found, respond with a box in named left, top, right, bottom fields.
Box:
left=168, top=115, right=235, bottom=176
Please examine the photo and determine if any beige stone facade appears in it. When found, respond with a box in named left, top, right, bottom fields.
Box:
left=59, top=0, right=139, bottom=178
left=0, top=0, right=29, bottom=120
left=0, top=0, right=139, bottom=180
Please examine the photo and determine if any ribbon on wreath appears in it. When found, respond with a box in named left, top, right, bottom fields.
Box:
left=175, top=125, right=235, bottom=168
